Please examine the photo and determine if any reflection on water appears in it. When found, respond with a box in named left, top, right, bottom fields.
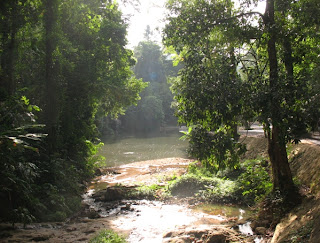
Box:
left=192, top=203, right=253, bottom=219
left=110, top=200, right=225, bottom=243
left=98, top=134, right=189, bottom=167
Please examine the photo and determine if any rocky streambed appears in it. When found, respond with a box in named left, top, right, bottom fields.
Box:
left=0, top=158, right=267, bottom=243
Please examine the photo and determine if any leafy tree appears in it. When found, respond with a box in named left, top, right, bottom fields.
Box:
left=120, top=37, right=179, bottom=135
left=0, top=0, right=145, bottom=223
left=164, top=0, right=320, bottom=202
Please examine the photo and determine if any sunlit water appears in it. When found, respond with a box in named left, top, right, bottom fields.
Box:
left=89, top=133, right=264, bottom=242
left=98, top=133, right=189, bottom=167
left=111, top=200, right=223, bottom=243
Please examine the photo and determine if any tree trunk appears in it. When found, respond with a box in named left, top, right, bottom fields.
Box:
left=267, top=125, right=295, bottom=193
left=0, top=3, right=17, bottom=99
left=264, top=0, right=297, bottom=198
left=44, top=0, right=59, bottom=152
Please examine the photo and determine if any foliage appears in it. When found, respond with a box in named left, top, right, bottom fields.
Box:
left=168, top=174, right=217, bottom=197
left=164, top=0, right=320, bottom=198
left=89, top=229, right=127, bottom=243
left=187, top=161, right=215, bottom=178
left=181, top=125, right=246, bottom=172
left=0, top=0, right=145, bottom=224
left=174, top=158, right=273, bottom=206
left=236, top=159, right=273, bottom=205
left=134, top=184, right=164, bottom=199
left=167, top=173, right=239, bottom=204
left=119, top=38, right=180, bottom=135
left=0, top=95, right=44, bottom=223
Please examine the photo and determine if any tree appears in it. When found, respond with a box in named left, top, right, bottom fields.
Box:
left=44, top=0, right=59, bottom=152
left=0, top=0, right=146, bottom=223
left=120, top=39, right=179, bottom=134
left=164, top=0, right=320, bottom=202
left=0, top=0, right=40, bottom=99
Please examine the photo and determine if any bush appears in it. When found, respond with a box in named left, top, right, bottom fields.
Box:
left=89, top=230, right=127, bottom=243
left=235, top=159, right=272, bottom=205
left=167, top=159, right=273, bottom=206
left=196, top=179, right=239, bottom=203
left=181, top=125, right=246, bottom=172
left=133, top=184, right=163, bottom=199
left=168, top=174, right=218, bottom=197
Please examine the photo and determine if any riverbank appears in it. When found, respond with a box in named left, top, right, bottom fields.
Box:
left=0, top=158, right=257, bottom=243
left=1, top=136, right=320, bottom=242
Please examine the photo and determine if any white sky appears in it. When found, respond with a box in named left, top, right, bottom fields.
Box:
left=119, top=0, right=167, bottom=49
left=120, top=0, right=266, bottom=49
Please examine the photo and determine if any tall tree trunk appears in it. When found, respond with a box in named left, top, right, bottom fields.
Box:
left=44, top=0, right=59, bottom=152
left=267, top=126, right=295, bottom=193
left=229, top=47, right=240, bottom=141
left=264, top=0, right=297, bottom=198
left=0, top=3, right=17, bottom=99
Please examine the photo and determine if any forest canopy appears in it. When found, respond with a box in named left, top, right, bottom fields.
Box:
left=164, top=0, right=320, bottom=203
left=0, top=0, right=145, bottom=223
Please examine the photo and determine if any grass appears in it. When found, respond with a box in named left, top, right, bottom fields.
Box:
left=133, top=184, right=164, bottom=199
left=89, top=229, right=127, bottom=243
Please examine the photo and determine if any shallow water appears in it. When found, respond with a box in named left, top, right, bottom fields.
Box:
left=111, top=200, right=226, bottom=243
left=92, top=134, right=264, bottom=242
left=98, top=133, right=189, bottom=167
left=192, top=203, right=253, bottom=220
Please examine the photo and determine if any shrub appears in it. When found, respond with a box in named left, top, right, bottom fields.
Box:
left=89, top=229, right=127, bottom=243
left=168, top=174, right=219, bottom=197
left=134, top=184, right=163, bottom=199
left=196, top=179, right=239, bottom=203
left=235, top=159, right=272, bottom=205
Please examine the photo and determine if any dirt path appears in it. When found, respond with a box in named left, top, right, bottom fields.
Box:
left=239, top=126, right=320, bottom=146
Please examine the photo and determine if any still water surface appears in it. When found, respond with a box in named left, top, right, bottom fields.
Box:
left=99, top=133, right=189, bottom=167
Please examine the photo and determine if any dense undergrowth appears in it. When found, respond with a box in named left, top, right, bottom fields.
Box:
left=165, top=159, right=273, bottom=206
left=130, top=157, right=273, bottom=207
left=0, top=95, right=105, bottom=225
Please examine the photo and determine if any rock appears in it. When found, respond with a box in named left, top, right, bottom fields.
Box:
left=65, top=227, right=77, bottom=232
left=92, top=187, right=124, bottom=202
left=94, top=168, right=103, bottom=176
left=120, top=203, right=131, bottom=211
left=237, top=219, right=247, bottom=225
left=251, top=219, right=270, bottom=229
left=0, top=232, right=12, bottom=238
left=163, top=231, right=174, bottom=238
left=202, top=232, right=226, bottom=243
left=255, top=227, right=267, bottom=235
left=41, top=224, right=53, bottom=229
left=187, top=229, right=207, bottom=238
left=84, top=229, right=95, bottom=234
left=31, top=235, right=51, bottom=241
left=87, top=208, right=100, bottom=219
left=260, top=220, right=271, bottom=228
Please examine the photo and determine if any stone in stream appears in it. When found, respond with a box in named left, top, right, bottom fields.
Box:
left=30, top=234, right=52, bottom=241
left=202, top=232, right=227, bottom=243
left=87, top=208, right=100, bottom=219
left=163, top=227, right=230, bottom=243
left=92, top=187, right=124, bottom=202
left=255, top=227, right=267, bottom=235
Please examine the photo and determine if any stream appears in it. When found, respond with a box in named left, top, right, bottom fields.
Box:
left=98, top=133, right=189, bottom=167
left=86, top=134, right=264, bottom=242
left=1, top=134, right=265, bottom=242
